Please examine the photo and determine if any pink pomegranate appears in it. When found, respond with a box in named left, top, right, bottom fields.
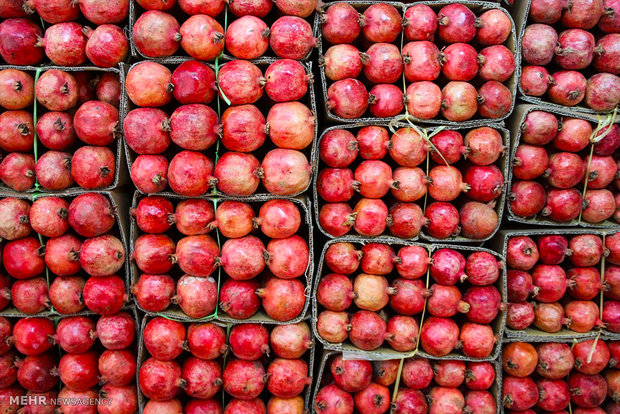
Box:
left=256, top=199, right=301, bottom=239
left=270, top=322, right=313, bottom=359
left=35, top=22, right=87, bottom=66
left=96, top=312, right=135, bottom=351
left=131, top=155, right=168, bottom=193
left=225, top=16, right=269, bottom=60
left=3, top=237, right=45, bottom=279
left=549, top=70, right=587, bottom=106
left=169, top=104, right=218, bottom=151
left=265, top=59, right=310, bottom=102
left=441, top=81, right=478, bottom=121
left=430, top=130, right=466, bottom=164
left=362, top=43, right=403, bottom=84
left=126, top=61, right=172, bottom=107
left=181, top=357, right=222, bottom=399
left=316, top=310, right=350, bottom=344
left=267, top=101, right=315, bottom=150
left=73, top=100, right=119, bottom=146
left=585, top=72, right=620, bottom=112
left=11, top=277, right=49, bottom=315
left=420, top=316, right=460, bottom=356
left=582, top=189, right=616, bottom=223
left=133, top=11, right=180, bottom=58
left=572, top=339, right=610, bottom=375
left=464, top=286, right=503, bottom=324
left=368, top=84, right=404, bottom=117
left=555, top=29, right=595, bottom=70
left=35, top=69, right=79, bottom=111
left=139, top=357, right=183, bottom=401
left=570, top=234, right=605, bottom=267
left=261, top=149, right=311, bottom=195
left=477, top=80, right=512, bottom=119
left=460, top=323, right=496, bottom=358
left=175, top=275, right=217, bottom=318
left=270, top=16, right=316, bottom=60
left=0, top=197, right=31, bottom=240
left=0, top=110, right=34, bottom=152
left=569, top=372, right=607, bottom=408
left=434, top=360, right=466, bottom=387
left=360, top=3, right=402, bottom=43
left=15, top=353, right=58, bottom=393
left=48, top=276, right=85, bottom=314
left=179, top=14, right=224, bottom=60
left=441, top=43, right=479, bottom=81
left=266, top=358, right=310, bottom=398
left=586, top=155, right=617, bottom=189
left=509, top=181, right=546, bottom=217
left=401, top=358, right=433, bottom=390
left=214, top=152, right=262, bottom=195
left=220, top=105, right=266, bottom=153
left=315, top=385, right=354, bottom=414
left=223, top=359, right=266, bottom=400
left=322, top=44, right=363, bottom=82
left=507, top=270, right=538, bottom=302
left=392, top=389, right=428, bottom=414
left=44, top=234, right=82, bottom=276
left=554, top=117, right=592, bottom=152
left=320, top=2, right=361, bottom=44
left=437, top=3, right=476, bottom=43
left=36, top=112, right=76, bottom=151
left=404, top=4, right=437, bottom=41
left=478, top=45, right=515, bottom=82
left=522, top=24, right=558, bottom=65
left=70, top=146, right=116, bottom=189
left=0, top=69, right=35, bottom=110
left=530, top=0, right=564, bottom=23
left=98, top=350, right=136, bottom=387
left=274, top=0, right=317, bottom=16
left=406, top=81, right=442, bottom=120
left=427, top=284, right=468, bottom=318
left=466, top=361, right=496, bottom=390
left=327, top=79, right=369, bottom=119
left=459, top=201, right=498, bottom=239
left=593, top=33, right=620, bottom=74
left=35, top=151, right=73, bottom=191
left=476, top=9, right=512, bottom=45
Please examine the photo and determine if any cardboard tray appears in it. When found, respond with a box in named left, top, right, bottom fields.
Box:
left=311, top=237, right=506, bottom=362
left=0, top=64, right=129, bottom=195
left=136, top=314, right=316, bottom=412
left=129, top=190, right=314, bottom=325
left=121, top=58, right=318, bottom=198
left=0, top=189, right=131, bottom=318
left=311, top=350, right=502, bottom=414
left=312, top=122, right=510, bottom=243
left=512, top=0, right=618, bottom=114
left=129, top=0, right=318, bottom=62
left=490, top=228, right=620, bottom=340
left=316, top=0, right=518, bottom=127
left=505, top=104, right=619, bottom=228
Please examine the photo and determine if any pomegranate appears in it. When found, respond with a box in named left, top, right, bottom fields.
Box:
left=0, top=111, right=34, bottom=152
left=265, top=59, right=310, bottom=102
left=175, top=275, right=218, bottom=318
left=58, top=351, right=99, bottom=391
left=48, top=276, right=85, bottom=314
left=270, top=322, right=312, bottom=359
left=569, top=372, right=607, bottom=408
left=401, top=358, right=433, bottom=390
left=549, top=70, right=587, bottom=106
left=438, top=3, right=476, bottom=43
left=535, top=302, right=570, bottom=332
left=478, top=45, right=515, bottom=83
left=35, top=22, right=87, bottom=66
left=521, top=111, right=558, bottom=145
left=274, top=0, right=317, bottom=16
left=70, top=146, right=116, bottom=189
left=354, top=382, right=390, bottom=413
left=316, top=311, right=349, bottom=343
left=219, top=279, right=261, bottom=319
left=68, top=192, right=115, bottom=238
left=327, top=79, right=369, bottom=119
left=130, top=155, right=169, bottom=193
left=131, top=196, right=173, bottom=234
left=4, top=237, right=45, bottom=279
left=460, top=323, right=496, bottom=358
left=317, top=274, right=353, bottom=312
left=368, top=83, right=404, bottom=118
left=214, top=152, right=261, bottom=196
left=256, top=277, right=305, bottom=321
left=503, top=376, right=538, bottom=411
left=52, top=316, right=95, bottom=353
left=604, top=300, right=620, bottom=332
left=361, top=43, right=403, bottom=84
left=267, top=102, right=315, bottom=150
left=261, top=149, right=311, bottom=195
left=565, top=300, right=605, bottom=332
left=0, top=153, right=36, bottom=191
left=537, top=342, right=575, bottom=379
left=82, top=275, right=126, bottom=315
left=424, top=201, right=460, bottom=239
left=44, top=234, right=82, bottom=276
left=179, top=14, right=224, bottom=60
left=322, top=44, right=363, bottom=82
left=168, top=150, right=215, bottom=196
left=225, top=16, right=269, bottom=60
left=223, top=359, right=266, bottom=400
left=530, top=0, right=564, bottom=23
left=98, top=349, right=136, bottom=387
left=169, top=104, right=218, bottom=151
left=325, top=242, right=361, bottom=275
left=420, top=316, right=460, bottom=356
left=477, top=9, right=512, bottom=45
left=522, top=24, right=558, bottom=65
left=542, top=188, right=583, bottom=222
left=348, top=310, right=389, bottom=350
left=572, top=339, right=610, bottom=375
left=427, top=284, right=468, bottom=318
left=331, top=356, right=372, bottom=393
left=318, top=203, right=354, bottom=237
left=184, top=323, right=226, bottom=361
left=126, top=61, right=172, bottom=107
left=464, top=286, right=503, bottom=324
left=0, top=19, right=44, bottom=65
left=594, top=33, right=620, bottom=74
left=270, top=16, right=316, bottom=60
left=582, top=189, right=616, bottom=223
left=585, top=72, right=620, bottom=111
left=320, top=130, right=358, bottom=168
left=266, top=358, right=310, bottom=398
left=78, top=234, right=124, bottom=277
left=218, top=236, right=265, bottom=281
left=404, top=4, right=437, bottom=41
left=373, top=360, right=399, bottom=387
left=360, top=3, right=402, bottom=43
left=510, top=181, right=546, bottom=217
left=555, top=29, right=596, bottom=70
left=390, top=167, right=427, bottom=202
left=586, top=155, right=618, bottom=189
left=11, top=277, right=49, bottom=315
left=464, top=127, right=504, bottom=166
left=513, top=145, right=549, bottom=180
left=321, top=2, right=360, bottom=44
left=143, top=317, right=185, bottom=361
left=73, top=101, right=119, bottom=146
left=503, top=342, right=538, bottom=377
left=441, top=43, right=479, bottom=82
left=477, top=80, right=512, bottom=119
left=392, top=389, right=428, bottom=414
left=170, top=60, right=216, bottom=104
left=465, top=362, right=495, bottom=390
left=139, top=357, right=183, bottom=401
left=507, top=270, right=539, bottom=302
left=430, top=130, right=466, bottom=164
left=570, top=235, right=604, bottom=267
left=133, top=11, right=180, bottom=58
left=220, top=105, right=266, bottom=153
left=406, top=81, right=442, bottom=120
left=12, top=317, right=55, bottom=356
left=15, top=353, right=58, bottom=393
left=181, top=357, right=222, bottom=399
left=35, top=111, right=76, bottom=151
left=315, top=385, right=354, bottom=414
left=433, top=360, right=466, bottom=388
left=256, top=199, right=301, bottom=239
left=389, top=127, right=428, bottom=167
left=82, top=24, right=128, bottom=68
left=521, top=65, right=553, bottom=96
left=554, top=117, right=592, bottom=152
left=0, top=69, right=35, bottom=110
left=441, top=81, right=478, bottom=121
left=143, top=399, right=183, bottom=414
left=0, top=197, right=31, bottom=240
left=35, top=151, right=73, bottom=191
left=35, top=69, right=79, bottom=111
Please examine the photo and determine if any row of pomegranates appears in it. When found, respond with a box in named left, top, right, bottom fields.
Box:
left=313, top=240, right=504, bottom=359
left=320, top=2, right=516, bottom=122
left=131, top=195, right=311, bottom=323
left=138, top=318, right=314, bottom=413
left=0, top=67, right=122, bottom=193
left=519, top=0, right=620, bottom=111
left=505, top=230, right=620, bottom=336
left=507, top=108, right=619, bottom=225
left=0, top=193, right=129, bottom=317
left=0, top=312, right=138, bottom=414
left=316, top=124, right=506, bottom=241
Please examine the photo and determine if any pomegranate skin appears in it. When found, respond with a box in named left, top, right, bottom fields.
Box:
left=542, top=188, right=583, bottom=222
left=0, top=110, right=34, bottom=152
left=404, top=4, right=437, bottom=41
left=126, top=61, right=173, bottom=107
left=569, top=373, right=607, bottom=408
left=317, top=274, right=354, bottom=311
left=503, top=376, right=539, bottom=411
left=352, top=198, right=389, bottom=237
left=4, top=237, right=45, bottom=280
left=522, top=24, right=558, bottom=65
left=594, top=34, right=620, bottom=75
left=257, top=199, right=301, bottom=239
left=323, top=44, right=363, bottom=82
left=255, top=277, right=305, bottom=322
left=266, top=358, right=310, bottom=398
left=459, top=201, right=499, bottom=240
left=186, top=323, right=227, bottom=360
left=48, top=276, right=85, bottom=315
left=0, top=18, right=44, bottom=65
left=437, top=3, right=476, bottom=43
left=406, top=81, right=442, bottom=120
left=555, top=29, right=596, bottom=70
left=430, top=130, right=465, bottom=165
left=521, top=65, right=553, bottom=96
left=554, top=117, right=592, bottom=152
left=321, top=2, right=360, bottom=44
left=603, top=300, right=620, bottom=332
left=131, top=155, right=169, bottom=193
left=441, top=81, right=478, bottom=121
left=265, top=59, right=310, bottom=102
left=582, top=189, right=616, bottom=223
left=549, top=70, right=587, bottom=106
left=477, top=9, right=512, bottom=45
left=176, top=275, right=218, bottom=318
left=225, top=16, right=269, bottom=60
left=223, top=359, right=266, bottom=400
left=214, top=152, right=261, bottom=196
left=139, top=358, right=182, bottom=402
left=267, top=101, right=315, bottom=150
left=11, top=277, right=49, bottom=315
left=36, top=22, right=87, bottom=66
left=71, top=146, right=116, bottom=190
left=168, top=150, right=215, bottom=197
left=348, top=310, right=388, bottom=351
left=179, top=14, right=224, bottom=61
left=420, top=316, right=460, bottom=357
left=316, top=311, right=349, bottom=344
left=509, top=180, right=546, bottom=217
left=261, top=149, right=311, bottom=196
left=360, top=4, right=402, bottom=43
left=82, top=274, right=126, bottom=315
left=0, top=153, right=36, bottom=191
left=133, top=11, right=180, bottom=58
left=442, top=43, right=479, bottom=82
left=424, top=201, right=460, bottom=239
left=0, top=197, right=31, bottom=240
left=0, top=69, right=35, bottom=110
left=270, top=322, right=312, bottom=359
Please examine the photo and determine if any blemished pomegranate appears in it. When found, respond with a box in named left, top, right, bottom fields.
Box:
left=522, top=24, right=558, bottom=65
left=170, top=104, right=219, bottom=151
left=465, top=362, right=495, bottom=390
left=404, top=4, right=437, bottom=41
left=570, top=234, right=605, bottom=266
left=35, top=151, right=73, bottom=191
left=214, top=152, right=261, bottom=196
left=401, top=358, right=433, bottom=390
left=534, top=302, right=569, bottom=332
left=79, top=234, right=125, bottom=277
left=11, top=277, right=49, bottom=315
left=0, top=153, right=36, bottom=191
left=316, top=310, right=349, bottom=343
left=48, top=276, right=85, bottom=314
left=182, top=357, right=222, bottom=399
left=175, top=275, right=218, bottom=318
left=143, top=317, right=185, bottom=361
left=477, top=80, right=513, bottom=119
left=548, top=70, right=587, bottom=106
left=521, top=65, right=553, bottom=96
left=509, top=181, right=546, bottom=217
left=0, top=197, right=31, bottom=240
left=569, top=372, right=607, bottom=408
left=223, top=359, right=266, bottom=400
left=96, top=312, right=135, bottom=351
left=392, top=389, right=428, bottom=414
left=441, top=81, right=478, bottom=121
left=464, top=286, right=504, bottom=324
left=585, top=72, right=620, bottom=112
left=315, top=385, right=354, bottom=414
left=218, top=236, right=265, bottom=281
left=124, top=108, right=171, bottom=155
left=406, top=81, right=442, bottom=119
left=261, top=149, right=311, bottom=195
left=331, top=356, right=372, bottom=393
left=503, top=342, right=538, bottom=377
left=555, top=29, right=596, bottom=70
left=536, top=342, right=574, bottom=379
left=582, top=189, right=616, bottom=223
left=270, top=16, right=316, bottom=59
left=0, top=69, right=35, bottom=110
left=267, top=358, right=310, bottom=398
